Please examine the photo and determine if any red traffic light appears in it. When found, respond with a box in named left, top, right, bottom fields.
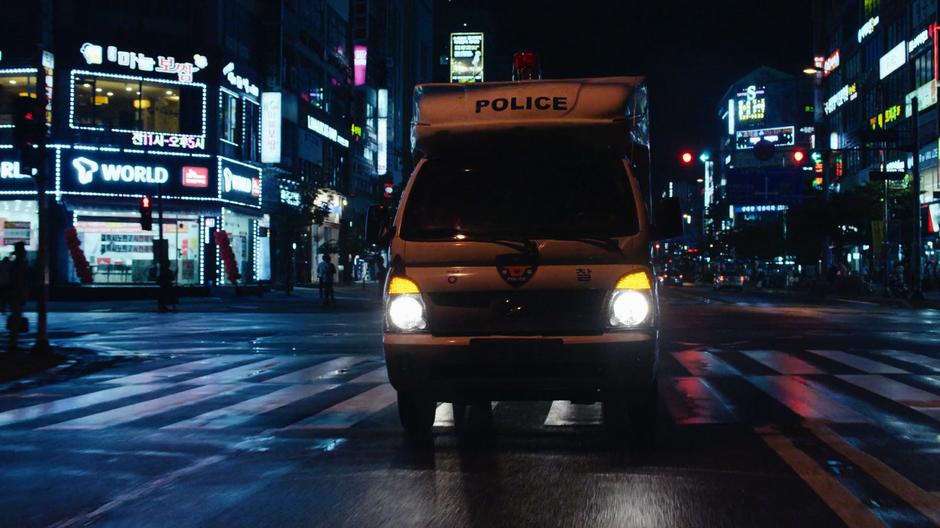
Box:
left=140, top=196, right=151, bottom=209
left=382, top=183, right=394, bottom=199
left=680, top=152, right=693, bottom=164
left=792, top=151, right=805, bottom=163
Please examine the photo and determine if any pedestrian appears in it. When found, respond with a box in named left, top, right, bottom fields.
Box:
left=7, top=243, right=29, bottom=351
left=157, top=261, right=177, bottom=312
left=318, top=254, right=336, bottom=306
left=374, top=255, right=387, bottom=300
left=889, top=264, right=909, bottom=299
left=0, top=256, right=11, bottom=314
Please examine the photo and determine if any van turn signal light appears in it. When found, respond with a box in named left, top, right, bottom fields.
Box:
left=387, top=276, right=421, bottom=295
left=615, top=271, right=651, bottom=290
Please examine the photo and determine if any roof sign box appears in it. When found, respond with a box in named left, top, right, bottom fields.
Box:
left=880, top=42, right=907, bottom=79
left=411, top=77, right=648, bottom=157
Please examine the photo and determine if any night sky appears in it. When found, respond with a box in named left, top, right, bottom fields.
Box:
left=467, top=0, right=813, bottom=184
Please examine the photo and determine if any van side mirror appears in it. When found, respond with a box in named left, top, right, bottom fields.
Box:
left=366, top=204, right=393, bottom=247
left=652, top=197, right=683, bottom=241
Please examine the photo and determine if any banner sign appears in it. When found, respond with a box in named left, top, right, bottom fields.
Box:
left=59, top=150, right=214, bottom=199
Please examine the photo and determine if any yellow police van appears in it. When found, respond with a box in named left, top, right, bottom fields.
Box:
left=366, top=77, right=682, bottom=438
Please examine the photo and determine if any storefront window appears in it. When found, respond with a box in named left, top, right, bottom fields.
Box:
left=222, top=208, right=255, bottom=282
left=0, top=72, right=38, bottom=126
left=0, top=200, right=39, bottom=255
left=73, top=74, right=202, bottom=134
left=74, top=214, right=200, bottom=284
left=244, top=100, right=260, bottom=161
left=220, top=90, right=240, bottom=143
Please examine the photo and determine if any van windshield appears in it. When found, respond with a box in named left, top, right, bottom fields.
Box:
left=400, top=157, right=640, bottom=241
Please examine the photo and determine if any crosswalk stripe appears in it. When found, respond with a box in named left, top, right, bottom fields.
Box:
left=181, top=357, right=304, bottom=385
left=878, top=350, right=940, bottom=373
left=162, top=383, right=338, bottom=430
left=348, top=367, right=389, bottom=384
left=102, top=355, right=258, bottom=385
left=284, top=383, right=397, bottom=430
left=742, top=351, right=824, bottom=375
left=672, top=351, right=741, bottom=376
left=837, top=375, right=940, bottom=422
left=747, top=376, right=870, bottom=423
left=40, top=384, right=244, bottom=430
left=662, top=377, right=736, bottom=424
left=0, top=384, right=170, bottom=427
left=543, top=401, right=602, bottom=426
left=263, top=356, right=365, bottom=384
left=805, top=350, right=907, bottom=374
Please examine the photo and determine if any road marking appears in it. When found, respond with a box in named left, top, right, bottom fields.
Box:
left=263, top=356, right=364, bottom=384
left=662, top=377, right=736, bottom=425
left=181, top=357, right=304, bottom=384
left=102, top=355, right=257, bottom=384
left=161, top=383, right=338, bottom=430
left=47, top=455, right=226, bottom=528
left=837, top=375, right=940, bottom=422
left=672, top=350, right=742, bottom=376
left=284, top=383, right=397, bottom=430
left=877, top=350, right=940, bottom=373
left=805, top=350, right=907, bottom=374
left=40, top=384, right=243, bottom=430
left=756, top=426, right=885, bottom=528
left=543, top=401, right=602, bottom=426
left=0, top=384, right=169, bottom=427
left=747, top=376, right=870, bottom=423
left=742, top=351, right=825, bottom=375
left=806, top=422, right=940, bottom=526
left=348, top=367, right=389, bottom=384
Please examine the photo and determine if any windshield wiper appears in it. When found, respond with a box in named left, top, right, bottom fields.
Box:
left=545, top=236, right=621, bottom=252
left=419, top=229, right=539, bottom=255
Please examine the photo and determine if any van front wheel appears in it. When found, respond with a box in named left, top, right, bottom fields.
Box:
left=397, top=391, right=435, bottom=435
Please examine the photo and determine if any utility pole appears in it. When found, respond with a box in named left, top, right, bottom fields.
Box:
left=911, top=96, right=924, bottom=300
left=33, top=51, right=50, bottom=355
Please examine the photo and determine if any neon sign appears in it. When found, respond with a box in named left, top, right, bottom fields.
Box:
left=735, top=126, right=795, bottom=150
left=353, top=46, right=367, bottom=86
left=0, top=161, right=33, bottom=179
left=80, top=43, right=207, bottom=83
left=307, top=116, right=349, bottom=147
left=858, top=16, right=879, bottom=43
left=222, top=62, right=259, bottom=98
left=869, top=104, right=902, bottom=129
left=879, top=42, right=906, bottom=79
left=823, top=50, right=840, bottom=76
left=71, top=156, right=170, bottom=185
left=908, top=29, right=931, bottom=55
left=824, top=83, right=858, bottom=114
left=132, top=132, right=205, bottom=150
left=736, top=85, right=766, bottom=122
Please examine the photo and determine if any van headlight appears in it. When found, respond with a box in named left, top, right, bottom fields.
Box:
left=609, top=290, right=650, bottom=327
left=385, top=276, right=427, bottom=332
left=387, top=294, right=427, bottom=331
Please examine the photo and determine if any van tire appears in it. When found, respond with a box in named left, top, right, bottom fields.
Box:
left=397, top=391, right=435, bottom=435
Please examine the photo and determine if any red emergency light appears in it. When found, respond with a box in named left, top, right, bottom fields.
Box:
left=512, top=52, right=541, bottom=81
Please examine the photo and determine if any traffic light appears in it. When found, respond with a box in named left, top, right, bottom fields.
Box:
left=139, top=195, right=153, bottom=231
left=680, top=152, right=693, bottom=164
left=792, top=150, right=805, bottom=163
left=13, top=95, right=47, bottom=173
left=382, top=182, right=394, bottom=199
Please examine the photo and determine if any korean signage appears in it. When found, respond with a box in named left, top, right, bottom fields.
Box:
left=80, top=43, right=207, bottom=83
left=823, top=50, right=840, bottom=77
left=42, top=51, right=54, bottom=127
left=261, top=92, right=282, bottom=163
left=131, top=132, right=206, bottom=150
left=353, top=46, right=367, bottom=86
left=222, top=62, right=259, bottom=98
left=59, top=150, right=215, bottom=199
left=905, top=80, right=937, bottom=117
left=735, top=126, right=795, bottom=150
left=307, top=116, right=349, bottom=147
left=736, top=85, right=766, bottom=123
left=879, top=42, right=907, bottom=79
left=869, top=104, right=902, bottom=129
left=450, top=32, right=484, bottom=83
left=908, top=29, right=931, bottom=55
left=858, top=16, right=879, bottom=43
left=824, top=83, right=858, bottom=114
left=218, top=157, right=262, bottom=208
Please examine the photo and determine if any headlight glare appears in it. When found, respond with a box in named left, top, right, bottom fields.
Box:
left=609, top=290, right=650, bottom=327
left=387, top=294, right=427, bottom=331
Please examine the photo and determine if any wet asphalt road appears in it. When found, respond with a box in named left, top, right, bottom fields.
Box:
left=0, top=286, right=939, bottom=527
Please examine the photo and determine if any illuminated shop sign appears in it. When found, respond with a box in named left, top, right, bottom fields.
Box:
left=735, top=126, right=795, bottom=150
left=908, top=29, right=931, bottom=55
left=905, top=79, right=938, bottom=117
left=218, top=157, right=262, bottom=208
left=858, top=16, right=879, bottom=43
left=314, top=189, right=344, bottom=225
left=736, top=85, right=766, bottom=122
left=261, top=92, right=282, bottom=163
left=823, top=50, right=840, bottom=76
left=450, top=32, right=484, bottom=83
left=869, top=104, right=902, bottom=129
left=0, top=161, right=33, bottom=180
left=353, top=46, right=367, bottom=86
left=42, top=51, right=54, bottom=127
left=377, top=88, right=388, bottom=175
left=879, top=42, right=907, bottom=79
left=58, top=149, right=215, bottom=200
left=734, top=205, right=788, bottom=213
left=80, top=43, right=207, bottom=83
left=222, top=62, right=259, bottom=98
left=132, top=132, right=205, bottom=150
left=824, top=83, right=858, bottom=114
left=307, top=116, right=349, bottom=147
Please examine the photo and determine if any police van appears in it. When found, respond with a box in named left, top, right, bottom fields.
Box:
left=367, top=76, right=682, bottom=437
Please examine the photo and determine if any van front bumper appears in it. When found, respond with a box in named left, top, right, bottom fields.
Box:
left=384, top=331, right=658, bottom=401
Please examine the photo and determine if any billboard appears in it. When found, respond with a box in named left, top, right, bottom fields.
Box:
left=735, top=126, right=795, bottom=150
left=450, top=32, right=484, bottom=83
